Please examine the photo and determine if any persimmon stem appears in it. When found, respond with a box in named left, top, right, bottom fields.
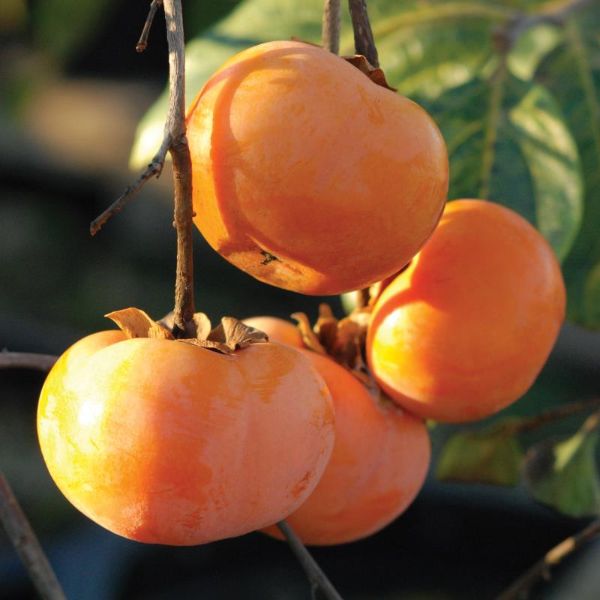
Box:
left=0, top=352, right=57, bottom=372
left=322, top=0, right=341, bottom=54
left=348, top=0, right=379, bottom=67
left=163, top=0, right=195, bottom=330
left=136, top=0, right=163, bottom=53
left=0, top=471, right=66, bottom=600
left=497, top=518, right=600, bottom=600
left=276, top=520, right=344, bottom=600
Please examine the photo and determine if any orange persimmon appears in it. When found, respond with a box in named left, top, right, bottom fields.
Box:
left=37, top=331, right=335, bottom=545
left=367, top=199, right=566, bottom=423
left=243, top=316, right=303, bottom=348
left=187, top=40, right=448, bottom=295
left=264, top=350, right=430, bottom=545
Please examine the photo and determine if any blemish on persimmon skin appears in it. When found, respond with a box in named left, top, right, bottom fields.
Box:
left=260, top=250, right=280, bottom=265
left=291, top=471, right=313, bottom=499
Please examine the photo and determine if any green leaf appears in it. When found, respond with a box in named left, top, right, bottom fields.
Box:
left=535, top=13, right=600, bottom=327
left=523, top=428, right=600, bottom=518
left=421, top=76, right=583, bottom=260
left=436, top=424, right=523, bottom=486
left=583, top=261, right=600, bottom=328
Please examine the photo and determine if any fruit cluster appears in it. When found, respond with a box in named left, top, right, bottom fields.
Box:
left=37, top=41, right=565, bottom=548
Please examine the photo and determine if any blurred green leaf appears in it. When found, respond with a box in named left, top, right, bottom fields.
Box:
left=523, top=419, right=600, bottom=518
left=583, top=261, right=600, bottom=327
left=436, top=423, right=523, bottom=486
left=30, top=0, right=116, bottom=63
left=421, top=76, right=583, bottom=259
left=535, top=12, right=600, bottom=327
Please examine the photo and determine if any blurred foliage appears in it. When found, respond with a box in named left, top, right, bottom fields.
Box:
left=0, top=0, right=26, bottom=32
left=436, top=422, right=524, bottom=486
left=133, top=0, right=600, bottom=328
left=523, top=417, right=600, bottom=517
left=25, top=0, right=242, bottom=65
left=29, top=0, right=116, bottom=63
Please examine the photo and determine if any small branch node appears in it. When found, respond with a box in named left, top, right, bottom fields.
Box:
left=136, top=0, right=164, bottom=53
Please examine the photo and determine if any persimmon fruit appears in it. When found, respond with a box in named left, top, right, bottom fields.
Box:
left=243, top=315, right=303, bottom=348
left=367, top=199, right=566, bottom=423
left=37, top=330, right=335, bottom=545
left=186, top=40, right=448, bottom=295
left=252, top=316, right=430, bottom=545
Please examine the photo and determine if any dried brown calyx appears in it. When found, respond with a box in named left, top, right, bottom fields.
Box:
left=106, top=308, right=268, bottom=354
left=342, top=54, right=395, bottom=91
left=289, top=37, right=395, bottom=91
left=292, top=303, right=379, bottom=396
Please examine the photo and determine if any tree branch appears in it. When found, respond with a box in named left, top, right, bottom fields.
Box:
left=136, top=0, right=164, bottom=53
left=510, top=398, right=600, bottom=435
left=348, top=0, right=379, bottom=67
left=0, top=471, right=66, bottom=600
left=163, top=0, right=195, bottom=331
left=495, top=0, right=595, bottom=51
left=90, top=0, right=195, bottom=328
left=497, top=518, right=600, bottom=600
left=90, top=136, right=170, bottom=236
left=322, top=0, right=342, bottom=55
left=0, top=352, right=57, bottom=372
left=276, top=520, right=344, bottom=600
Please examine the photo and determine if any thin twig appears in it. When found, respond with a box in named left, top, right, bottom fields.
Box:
left=497, top=518, right=600, bottom=600
left=276, top=520, right=344, bottom=600
left=511, top=398, right=600, bottom=435
left=0, top=352, right=57, bottom=372
left=163, top=0, right=195, bottom=331
left=136, top=0, right=163, bottom=53
left=322, top=0, right=342, bottom=54
left=90, top=137, right=170, bottom=236
left=495, top=0, right=594, bottom=51
left=347, top=0, right=379, bottom=67
left=0, top=471, right=66, bottom=600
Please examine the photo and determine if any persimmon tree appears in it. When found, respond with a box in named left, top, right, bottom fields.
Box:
left=2, top=1, right=600, bottom=599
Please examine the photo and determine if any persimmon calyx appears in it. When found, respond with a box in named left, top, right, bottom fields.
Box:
left=289, top=36, right=394, bottom=91
left=292, top=304, right=380, bottom=397
left=342, top=55, right=396, bottom=91
left=105, top=308, right=268, bottom=355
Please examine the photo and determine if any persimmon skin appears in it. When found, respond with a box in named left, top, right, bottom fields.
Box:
left=37, top=331, right=335, bottom=545
left=187, top=40, right=448, bottom=295
left=265, top=350, right=430, bottom=545
left=243, top=316, right=303, bottom=348
left=367, top=199, right=566, bottom=423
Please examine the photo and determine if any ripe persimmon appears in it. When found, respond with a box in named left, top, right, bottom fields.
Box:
left=187, top=40, right=448, bottom=295
left=262, top=349, right=430, bottom=545
left=243, top=316, right=303, bottom=348
left=37, top=330, right=335, bottom=545
left=367, top=199, right=566, bottom=423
